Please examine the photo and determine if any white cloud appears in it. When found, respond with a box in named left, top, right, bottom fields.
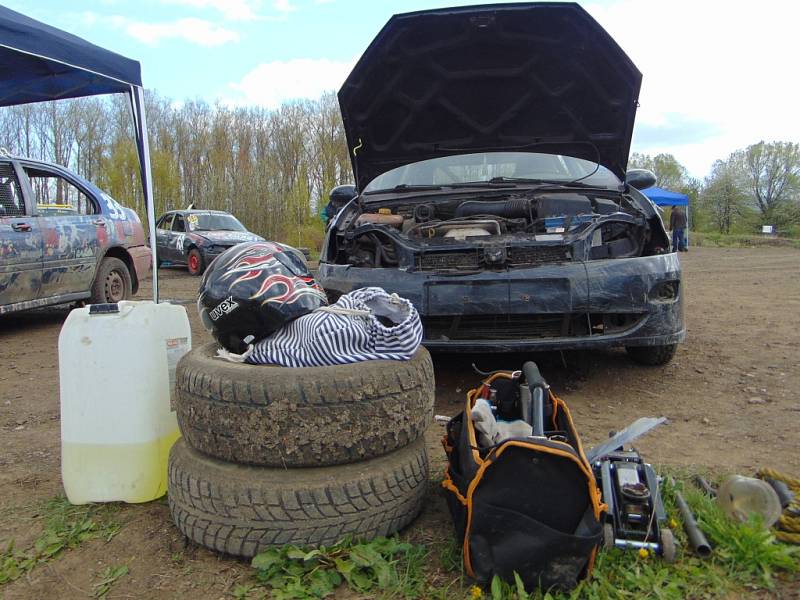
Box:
left=273, top=0, right=296, bottom=13
left=228, top=57, right=354, bottom=108
left=101, top=14, right=240, bottom=46
left=161, top=0, right=265, bottom=22
left=584, top=0, right=800, bottom=176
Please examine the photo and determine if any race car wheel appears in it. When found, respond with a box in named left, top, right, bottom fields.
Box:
left=174, top=342, right=435, bottom=467
left=187, top=248, right=205, bottom=276
left=90, top=257, right=132, bottom=304
left=168, top=437, right=428, bottom=557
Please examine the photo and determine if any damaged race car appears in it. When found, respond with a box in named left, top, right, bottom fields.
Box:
left=319, top=2, right=685, bottom=365
left=155, top=209, right=264, bottom=276
left=0, top=153, right=150, bottom=315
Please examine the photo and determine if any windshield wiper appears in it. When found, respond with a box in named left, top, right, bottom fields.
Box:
left=364, top=184, right=445, bottom=194
left=483, top=176, right=596, bottom=188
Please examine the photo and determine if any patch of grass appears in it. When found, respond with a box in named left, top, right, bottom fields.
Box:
left=692, top=232, right=800, bottom=249
left=248, top=536, right=428, bottom=600
left=0, top=496, right=122, bottom=585
left=92, top=564, right=128, bottom=598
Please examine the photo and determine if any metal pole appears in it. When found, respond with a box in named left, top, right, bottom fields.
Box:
left=131, top=85, right=158, bottom=302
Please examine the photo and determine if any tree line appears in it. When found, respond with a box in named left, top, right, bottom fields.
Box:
left=1, top=91, right=798, bottom=247
left=630, top=142, right=800, bottom=236
left=0, top=91, right=352, bottom=250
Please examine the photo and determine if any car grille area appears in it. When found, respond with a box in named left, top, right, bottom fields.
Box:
left=424, top=312, right=644, bottom=341
left=416, top=245, right=569, bottom=271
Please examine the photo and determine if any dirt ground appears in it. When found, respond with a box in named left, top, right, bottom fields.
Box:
left=1, top=246, right=799, bottom=598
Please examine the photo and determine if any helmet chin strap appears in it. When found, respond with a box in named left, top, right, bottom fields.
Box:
left=215, top=343, right=255, bottom=363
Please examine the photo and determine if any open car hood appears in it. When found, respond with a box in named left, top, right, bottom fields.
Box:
left=339, top=2, right=642, bottom=190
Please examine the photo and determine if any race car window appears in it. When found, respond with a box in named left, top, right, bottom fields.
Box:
left=157, top=214, right=174, bottom=230
left=172, top=214, right=186, bottom=232
left=23, top=166, right=98, bottom=216
left=0, top=162, right=25, bottom=217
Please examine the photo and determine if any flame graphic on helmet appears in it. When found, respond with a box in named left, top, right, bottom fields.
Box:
left=219, top=242, right=326, bottom=305
left=220, top=242, right=281, bottom=287
left=252, top=274, right=326, bottom=305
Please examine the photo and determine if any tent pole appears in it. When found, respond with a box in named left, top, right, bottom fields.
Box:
left=130, top=85, right=159, bottom=303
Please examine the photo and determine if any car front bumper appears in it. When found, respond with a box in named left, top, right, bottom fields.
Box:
left=318, top=253, right=685, bottom=352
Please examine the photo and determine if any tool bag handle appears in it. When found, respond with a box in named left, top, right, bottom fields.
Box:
left=522, top=361, right=547, bottom=436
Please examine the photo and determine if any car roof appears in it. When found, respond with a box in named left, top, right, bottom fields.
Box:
left=166, top=209, right=231, bottom=215
left=1, top=152, right=77, bottom=172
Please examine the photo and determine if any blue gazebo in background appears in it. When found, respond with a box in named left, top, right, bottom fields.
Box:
left=642, top=186, right=690, bottom=246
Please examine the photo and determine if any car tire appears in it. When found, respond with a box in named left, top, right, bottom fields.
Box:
left=625, top=344, right=678, bottom=366
left=168, top=437, right=428, bottom=557
left=90, top=257, right=132, bottom=304
left=187, top=248, right=205, bottom=276
left=174, top=343, right=435, bottom=467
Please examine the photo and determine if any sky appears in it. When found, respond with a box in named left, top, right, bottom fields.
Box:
left=6, top=0, right=799, bottom=178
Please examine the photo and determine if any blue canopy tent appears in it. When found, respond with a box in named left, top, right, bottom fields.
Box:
left=0, top=5, right=159, bottom=300
left=641, top=186, right=689, bottom=207
left=642, top=186, right=690, bottom=247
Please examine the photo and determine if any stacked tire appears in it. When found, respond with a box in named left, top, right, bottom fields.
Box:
left=167, top=342, right=435, bottom=558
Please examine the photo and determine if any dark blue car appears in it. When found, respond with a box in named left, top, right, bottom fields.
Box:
left=155, top=209, right=263, bottom=276
left=0, top=152, right=151, bottom=315
left=318, top=4, right=685, bottom=365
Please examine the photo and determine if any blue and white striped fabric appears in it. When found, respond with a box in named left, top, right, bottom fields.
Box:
left=246, top=287, right=422, bottom=367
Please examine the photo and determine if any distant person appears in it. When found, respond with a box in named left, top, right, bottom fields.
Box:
left=670, top=206, right=687, bottom=252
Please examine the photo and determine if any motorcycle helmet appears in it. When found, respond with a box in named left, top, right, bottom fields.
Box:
left=198, top=241, right=328, bottom=353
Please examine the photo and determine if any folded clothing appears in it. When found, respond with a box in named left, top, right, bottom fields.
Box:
left=246, top=287, right=422, bottom=367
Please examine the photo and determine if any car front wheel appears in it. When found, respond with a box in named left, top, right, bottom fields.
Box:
left=187, top=248, right=205, bottom=276
left=90, top=257, right=132, bottom=304
left=625, top=343, right=677, bottom=366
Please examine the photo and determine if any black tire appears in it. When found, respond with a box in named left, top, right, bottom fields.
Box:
left=175, top=343, right=434, bottom=467
left=90, top=257, right=132, bottom=304
left=187, top=248, right=205, bottom=276
left=168, top=437, right=428, bottom=557
left=625, top=344, right=677, bottom=366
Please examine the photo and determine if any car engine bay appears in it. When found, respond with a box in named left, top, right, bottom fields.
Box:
left=326, top=189, right=669, bottom=272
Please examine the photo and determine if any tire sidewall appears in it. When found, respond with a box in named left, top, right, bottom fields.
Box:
left=91, top=256, right=132, bottom=304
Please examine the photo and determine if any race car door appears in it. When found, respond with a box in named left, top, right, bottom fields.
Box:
left=155, top=213, right=175, bottom=263
left=21, top=163, right=102, bottom=298
left=0, top=160, right=42, bottom=311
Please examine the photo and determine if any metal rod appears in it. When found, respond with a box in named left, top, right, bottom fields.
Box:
left=674, top=490, right=712, bottom=557
left=613, top=539, right=660, bottom=551
left=693, top=475, right=717, bottom=497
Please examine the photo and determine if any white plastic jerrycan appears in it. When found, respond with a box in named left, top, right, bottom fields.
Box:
left=59, top=301, right=191, bottom=504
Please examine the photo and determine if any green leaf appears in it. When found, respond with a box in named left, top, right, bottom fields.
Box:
left=333, top=557, right=354, bottom=575
left=286, top=547, right=308, bottom=561
left=490, top=575, right=503, bottom=600
left=251, top=549, right=282, bottom=571
left=514, top=571, right=527, bottom=598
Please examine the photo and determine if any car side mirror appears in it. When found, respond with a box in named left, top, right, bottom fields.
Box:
left=625, top=169, right=656, bottom=190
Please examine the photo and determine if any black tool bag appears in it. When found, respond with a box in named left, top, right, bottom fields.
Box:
left=441, top=367, right=604, bottom=591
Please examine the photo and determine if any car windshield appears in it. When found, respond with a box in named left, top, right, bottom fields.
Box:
left=363, top=152, right=621, bottom=192
left=188, top=213, right=246, bottom=232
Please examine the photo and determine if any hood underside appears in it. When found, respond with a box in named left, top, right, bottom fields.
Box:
left=339, top=2, right=642, bottom=190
